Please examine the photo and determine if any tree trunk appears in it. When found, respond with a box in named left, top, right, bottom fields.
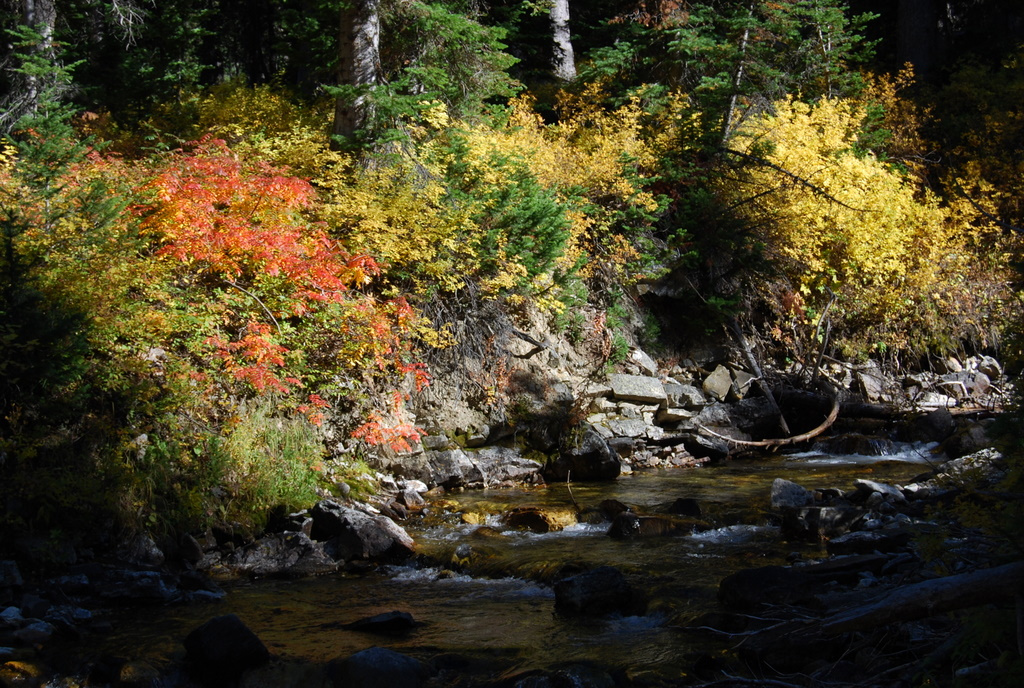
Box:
left=332, top=0, right=381, bottom=145
left=550, top=0, right=576, bottom=81
left=1, top=0, right=57, bottom=131
left=820, top=561, right=1024, bottom=635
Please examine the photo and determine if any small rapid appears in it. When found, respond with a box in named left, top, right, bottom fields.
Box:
left=60, top=449, right=936, bottom=684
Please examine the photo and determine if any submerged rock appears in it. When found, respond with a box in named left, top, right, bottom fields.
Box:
left=342, top=610, right=418, bottom=636
left=607, top=512, right=700, bottom=538
left=505, top=506, right=578, bottom=533
left=553, top=566, right=645, bottom=616
left=184, top=614, right=270, bottom=686
left=328, top=646, right=430, bottom=688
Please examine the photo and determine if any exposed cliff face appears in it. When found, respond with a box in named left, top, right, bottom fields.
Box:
left=355, top=290, right=1006, bottom=482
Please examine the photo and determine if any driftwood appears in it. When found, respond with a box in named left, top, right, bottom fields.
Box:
left=819, top=560, right=1024, bottom=635
left=697, top=389, right=840, bottom=449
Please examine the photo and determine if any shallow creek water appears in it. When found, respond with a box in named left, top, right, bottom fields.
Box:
left=73, top=444, right=941, bottom=683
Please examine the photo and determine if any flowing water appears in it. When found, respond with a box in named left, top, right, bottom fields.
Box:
left=65, top=442, right=941, bottom=684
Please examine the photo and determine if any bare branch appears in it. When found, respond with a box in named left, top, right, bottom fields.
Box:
left=721, top=147, right=866, bottom=212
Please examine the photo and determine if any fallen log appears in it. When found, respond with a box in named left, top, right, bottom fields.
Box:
left=696, top=390, right=840, bottom=449
left=820, top=560, right=1024, bottom=635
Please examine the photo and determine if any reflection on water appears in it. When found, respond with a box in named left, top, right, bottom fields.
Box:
left=74, top=452, right=934, bottom=682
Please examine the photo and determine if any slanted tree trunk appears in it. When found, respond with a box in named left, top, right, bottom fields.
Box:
left=820, top=561, right=1024, bottom=635
left=550, top=0, right=576, bottom=81
left=332, top=0, right=380, bottom=145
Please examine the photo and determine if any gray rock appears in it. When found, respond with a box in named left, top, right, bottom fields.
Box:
left=603, top=418, right=648, bottom=438
left=608, top=374, right=667, bottom=404
left=827, top=530, right=912, bottom=556
left=975, top=355, right=1002, bottom=378
left=731, top=368, right=756, bottom=398
left=780, top=506, right=867, bottom=541
left=470, top=446, right=544, bottom=485
left=911, top=407, right=955, bottom=442
left=311, top=501, right=415, bottom=563
left=0, top=606, right=23, bottom=628
left=855, top=361, right=888, bottom=401
left=225, top=531, right=339, bottom=577
left=465, top=425, right=489, bottom=448
left=630, top=348, right=659, bottom=375
left=656, top=407, right=694, bottom=424
left=972, top=371, right=992, bottom=397
left=420, top=435, right=450, bottom=451
left=703, top=365, right=734, bottom=402
left=390, top=448, right=478, bottom=489
left=771, top=479, right=813, bottom=508
left=853, top=479, right=906, bottom=503
left=663, top=383, right=706, bottom=409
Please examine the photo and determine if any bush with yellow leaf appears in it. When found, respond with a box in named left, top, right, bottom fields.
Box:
left=725, top=96, right=994, bottom=358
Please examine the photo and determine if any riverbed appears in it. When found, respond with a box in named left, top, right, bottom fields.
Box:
left=59, top=443, right=940, bottom=685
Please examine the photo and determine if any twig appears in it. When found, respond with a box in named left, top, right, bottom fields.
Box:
left=566, top=470, right=580, bottom=514
left=226, top=280, right=281, bottom=333
left=722, top=147, right=865, bottom=212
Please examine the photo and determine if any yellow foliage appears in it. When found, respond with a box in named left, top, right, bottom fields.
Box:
left=315, top=157, right=471, bottom=294
left=194, top=80, right=337, bottom=178
left=728, top=97, right=970, bottom=353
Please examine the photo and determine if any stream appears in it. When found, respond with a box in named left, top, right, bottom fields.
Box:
left=61, top=442, right=941, bottom=684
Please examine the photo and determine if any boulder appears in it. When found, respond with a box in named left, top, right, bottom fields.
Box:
left=328, top=646, right=429, bottom=688
left=702, top=365, right=734, bottom=402
left=666, top=498, right=703, bottom=518
left=630, top=348, right=659, bottom=375
left=663, top=383, right=706, bottom=409
left=310, top=501, right=415, bottom=563
left=224, top=532, right=339, bottom=578
left=853, top=479, right=906, bottom=504
left=547, top=426, right=622, bottom=482
left=505, top=506, right=577, bottom=533
left=827, top=530, right=913, bottom=556
left=855, top=361, right=888, bottom=402
left=470, top=447, right=544, bottom=485
left=910, top=407, right=955, bottom=443
left=940, top=421, right=993, bottom=459
left=553, top=566, right=645, bottom=616
left=184, top=614, right=270, bottom=686
left=771, top=478, right=813, bottom=509
left=603, top=418, right=648, bottom=438
left=780, top=506, right=867, bottom=541
left=975, top=355, right=1002, bottom=378
left=608, top=374, right=667, bottom=405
